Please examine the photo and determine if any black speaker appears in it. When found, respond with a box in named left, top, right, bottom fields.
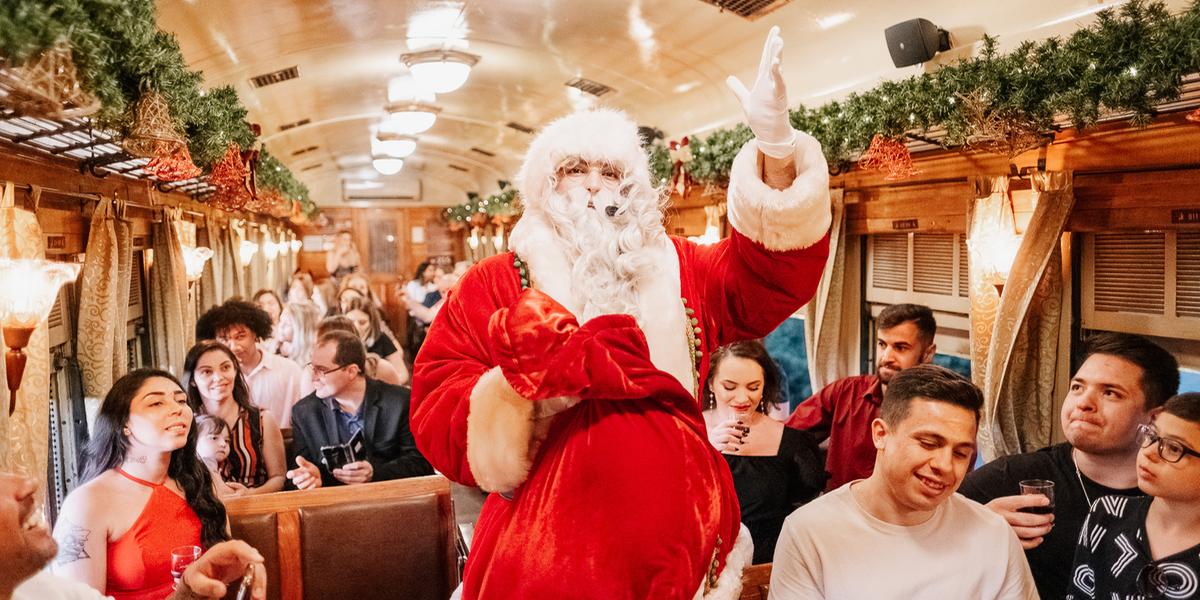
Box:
left=884, top=18, right=951, bottom=68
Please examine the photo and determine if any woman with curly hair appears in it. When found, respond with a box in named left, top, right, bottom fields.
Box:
left=182, top=340, right=286, bottom=497
left=51, top=369, right=229, bottom=599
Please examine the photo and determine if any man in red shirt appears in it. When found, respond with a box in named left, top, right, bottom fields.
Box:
left=785, top=303, right=936, bottom=489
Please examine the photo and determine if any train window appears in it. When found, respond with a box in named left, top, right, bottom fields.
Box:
left=1182, top=369, right=1200, bottom=393
left=764, top=316, right=811, bottom=411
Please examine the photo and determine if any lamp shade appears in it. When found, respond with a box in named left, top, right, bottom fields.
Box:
left=239, top=240, right=258, bottom=267
left=181, top=246, right=213, bottom=282
left=262, top=239, right=280, bottom=261
left=375, top=132, right=418, bottom=158
left=290, top=239, right=303, bottom=253
left=0, top=259, right=81, bottom=328
left=401, top=49, right=479, bottom=94
left=383, top=102, right=440, bottom=135
left=373, top=156, right=405, bottom=175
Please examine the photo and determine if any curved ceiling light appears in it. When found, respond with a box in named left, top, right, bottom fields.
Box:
left=372, top=155, right=405, bottom=175
left=383, top=101, right=441, bottom=135
left=401, top=49, right=480, bottom=94
left=375, top=132, right=418, bottom=158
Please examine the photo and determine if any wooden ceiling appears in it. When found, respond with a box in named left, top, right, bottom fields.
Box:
left=156, top=0, right=1191, bottom=207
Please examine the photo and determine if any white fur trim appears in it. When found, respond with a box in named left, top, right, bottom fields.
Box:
left=726, top=129, right=832, bottom=251
left=694, top=524, right=754, bottom=600
left=466, top=366, right=535, bottom=493
left=516, top=109, right=653, bottom=213
left=508, top=211, right=694, bottom=393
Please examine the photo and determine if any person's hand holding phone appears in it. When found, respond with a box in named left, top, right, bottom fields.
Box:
left=286, top=456, right=323, bottom=490
left=332, top=460, right=373, bottom=485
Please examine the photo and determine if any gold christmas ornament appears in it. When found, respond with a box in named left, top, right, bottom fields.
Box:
left=0, top=39, right=100, bottom=120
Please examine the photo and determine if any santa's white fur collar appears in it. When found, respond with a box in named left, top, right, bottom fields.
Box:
left=508, top=210, right=694, bottom=393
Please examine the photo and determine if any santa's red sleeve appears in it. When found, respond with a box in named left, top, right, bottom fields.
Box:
left=687, top=129, right=833, bottom=344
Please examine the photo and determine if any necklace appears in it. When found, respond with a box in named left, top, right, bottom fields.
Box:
left=1072, top=451, right=1093, bottom=508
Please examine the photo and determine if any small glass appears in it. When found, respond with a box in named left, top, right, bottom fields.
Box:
left=1018, top=479, right=1055, bottom=515
left=170, top=545, right=202, bottom=589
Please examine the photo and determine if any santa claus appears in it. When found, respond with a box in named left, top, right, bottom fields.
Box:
left=411, top=27, right=831, bottom=599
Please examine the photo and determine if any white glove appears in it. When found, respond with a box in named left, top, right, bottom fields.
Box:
left=726, top=26, right=796, bottom=159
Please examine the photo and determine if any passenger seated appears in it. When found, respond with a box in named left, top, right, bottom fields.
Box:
left=343, top=296, right=407, bottom=380
left=192, top=414, right=242, bottom=498
left=182, top=341, right=286, bottom=496
left=959, top=332, right=1179, bottom=599
left=771, top=365, right=1037, bottom=599
left=197, top=300, right=304, bottom=429
left=785, top=303, right=937, bottom=491
left=297, top=316, right=406, bottom=395
left=252, top=289, right=285, bottom=355
left=1067, top=393, right=1200, bottom=599
left=51, top=369, right=229, bottom=600
left=404, top=272, right=459, bottom=325
left=276, top=301, right=321, bottom=365
left=286, top=331, right=433, bottom=489
left=701, top=341, right=824, bottom=564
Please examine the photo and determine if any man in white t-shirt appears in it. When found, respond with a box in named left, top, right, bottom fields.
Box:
left=770, top=364, right=1037, bottom=600
left=0, top=471, right=266, bottom=600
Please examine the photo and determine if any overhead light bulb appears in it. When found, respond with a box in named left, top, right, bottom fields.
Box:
left=375, top=132, right=418, bottom=158
left=383, top=101, right=441, bottom=135
left=401, top=49, right=479, bottom=94
left=372, top=156, right=405, bottom=175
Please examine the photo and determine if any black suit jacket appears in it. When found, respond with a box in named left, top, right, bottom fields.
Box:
left=290, top=378, right=433, bottom=487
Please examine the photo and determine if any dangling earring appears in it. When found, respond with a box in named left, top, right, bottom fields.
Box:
left=123, top=427, right=131, bottom=436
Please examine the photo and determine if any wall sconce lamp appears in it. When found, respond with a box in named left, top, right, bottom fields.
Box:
left=290, top=239, right=303, bottom=254
left=181, top=246, right=213, bottom=282
left=0, top=258, right=80, bottom=414
left=239, top=240, right=258, bottom=267
left=967, top=194, right=1022, bottom=297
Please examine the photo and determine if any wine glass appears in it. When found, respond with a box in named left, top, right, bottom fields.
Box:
left=170, top=545, right=202, bottom=589
left=1018, top=479, right=1055, bottom=515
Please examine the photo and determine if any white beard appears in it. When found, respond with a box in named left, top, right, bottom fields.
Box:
left=542, top=185, right=666, bottom=323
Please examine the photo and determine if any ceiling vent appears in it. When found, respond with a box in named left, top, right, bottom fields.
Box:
left=249, top=66, right=300, bottom=88
left=291, top=145, right=319, bottom=156
left=470, top=147, right=495, bottom=157
left=448, top=164, right=470, bottom=172
left=698, top=0, right=791, bottom=19
left=278, top=118, right=311, bottom=132
left=506, top=121, right=534, bottom=134
left=300, top=163, right=323, bottom=172
left=565, top=77, right=615, bottom=97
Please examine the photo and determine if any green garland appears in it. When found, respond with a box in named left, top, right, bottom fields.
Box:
left=256, top=150, right=318, bottom=218
left=0, top=0, right=310, bottom=214
left=444, top=181, right=519, bottom=225
left=686, top=0, right=1200, bottom=184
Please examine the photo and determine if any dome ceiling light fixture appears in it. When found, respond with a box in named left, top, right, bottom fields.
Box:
left=400, top=49, right=480, bottom=94
left=375, top=131, right=418, bottom=158
left=372, top=155, right=405, bottom=175
left=383, top=101, right=441, bottom=135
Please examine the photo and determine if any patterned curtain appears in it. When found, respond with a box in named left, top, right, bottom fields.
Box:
left=223, top=220, right=246, bottom=301
left=0, top=182, right=53, bottom=501
left=248, top=225, right=267, bottom=296
left=199, top=215, right=223, bottom=311
left=77, top=197, right=133, bottom=402
left=804, top=189, right=856, bottom=389
left=149, top=208, right=191, bottom=374
left=969, top=173, right=1075, bottom=459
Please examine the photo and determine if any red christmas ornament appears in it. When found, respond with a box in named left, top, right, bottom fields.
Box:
left=208, top=144, right=251, bottom=211
left=857, top=134, right=919, bottom=180
left=1187, top=107, right=1200, bottom=123
left=144, top=142, right=201, bottom=181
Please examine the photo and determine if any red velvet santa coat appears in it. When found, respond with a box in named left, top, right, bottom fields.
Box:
left=411, top=133, right=832, bottom=599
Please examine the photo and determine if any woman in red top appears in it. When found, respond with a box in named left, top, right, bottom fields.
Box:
left=51, top=369, right=228, bottom=600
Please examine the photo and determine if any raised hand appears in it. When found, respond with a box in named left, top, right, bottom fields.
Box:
left=285, top=456, right=322, bottom=490
left=725, top=26, right=796, bottom=158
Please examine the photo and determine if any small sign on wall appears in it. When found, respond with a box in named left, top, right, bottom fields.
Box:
left=303, top=235, right=325, bottom=251
left=411, top=226, right=425, bottom=244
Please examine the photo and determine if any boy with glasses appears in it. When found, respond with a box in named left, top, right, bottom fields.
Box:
left=1067, top=393, right=1200, bottom=599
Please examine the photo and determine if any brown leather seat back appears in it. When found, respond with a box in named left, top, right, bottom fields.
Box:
left=299, top=494, right=452, bottom=600
left=739, top=563, right=772, bottom=600
left=228, top=512, right=282, bottom=600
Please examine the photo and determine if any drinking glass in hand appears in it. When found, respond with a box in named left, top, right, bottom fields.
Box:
left=170, top=545, right=202, bottom=589
left=1018, top=479, right=1055, bottom=515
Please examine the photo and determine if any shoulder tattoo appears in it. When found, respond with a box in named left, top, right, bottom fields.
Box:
left=54, top=519, right=92, bottom=565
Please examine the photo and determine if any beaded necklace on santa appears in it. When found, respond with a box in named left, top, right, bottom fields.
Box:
left=511, top=254, right=704, bottom=397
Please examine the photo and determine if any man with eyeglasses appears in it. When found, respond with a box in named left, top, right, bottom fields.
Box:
left=960, top=332, right=1180, bottom=600
left=285, top=331, right=432, bottom=489
left=1067, top=393, right=1200, bottom=600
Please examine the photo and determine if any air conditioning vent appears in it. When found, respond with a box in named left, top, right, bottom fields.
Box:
left=448, top=164, right=470, bottom=172
left=291, top=145, right=319, bottom=156
left=506, top=121, right=534, bottom=134
left=249, top=66, right=300, bottom=88
left=470, top=147, right=495, bottom=157
left=565, top=77, right=615, bottom=97
left=344, top=195, right=419, bottom=203
left=697, top=0, right=791, bottom=19
left=300, top=163, right=323, bottom=172
left=278, top=118, right=311, bottom=132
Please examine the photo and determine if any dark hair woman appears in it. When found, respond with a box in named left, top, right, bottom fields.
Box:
left=702, top=340, right=826, bottom=564
left=51, top=368, right=229, bottom=599
left=181, top=340, right=286, bottom=497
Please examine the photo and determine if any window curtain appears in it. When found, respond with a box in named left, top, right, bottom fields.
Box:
left=968, top=173, right=1074, bottom=459
left=223, top=220, right=246, bottom=301
left=77, top=197, right=133, bottom=402
left=804, top=189, right=857, bottom=389
left=0, top=182, right=53, bottom=500
left=247, top=225, right=267, bottom=296
left=199, top=215, right=223, bottom=311
left=149, top=208, right=192, bottom=374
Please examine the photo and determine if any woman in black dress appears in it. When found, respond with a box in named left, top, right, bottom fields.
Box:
left=703, top=340, right=826, bottom=564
